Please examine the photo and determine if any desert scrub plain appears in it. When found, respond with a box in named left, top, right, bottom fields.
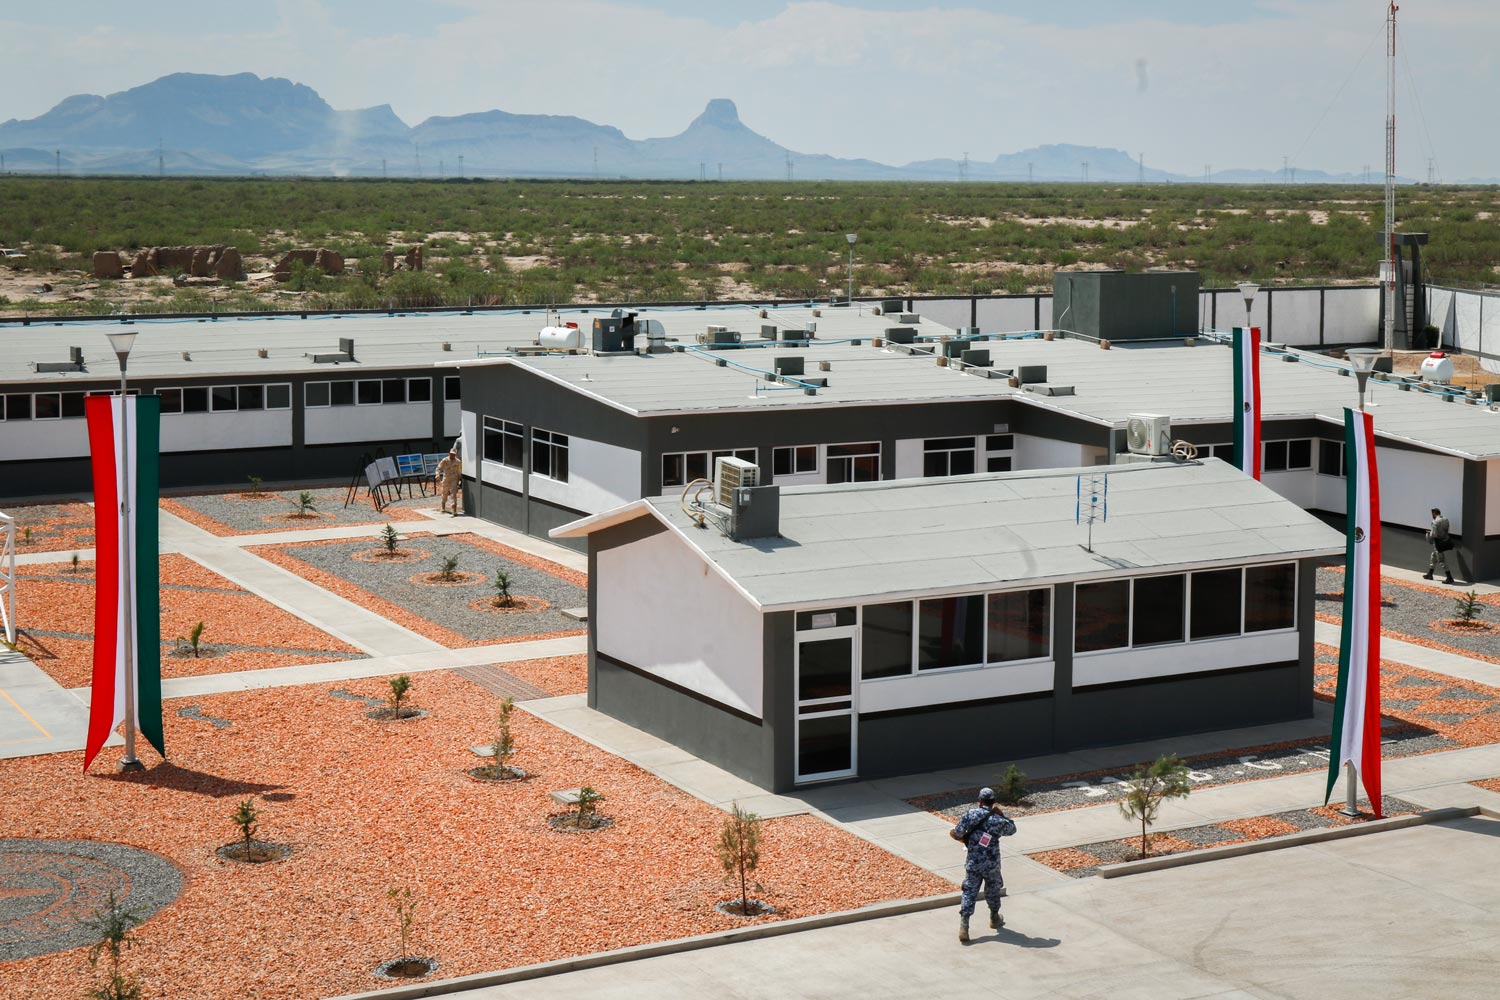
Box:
left=1, top=176, right=1497, bottom=316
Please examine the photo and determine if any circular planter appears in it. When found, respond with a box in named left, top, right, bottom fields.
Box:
left=410, top=570, right=486, bottom=588
left=1432, top=619, right=1497, bottom=637
left=466, top=764, right=528, bottom=782
left=365, top=707, right=430, bottom=722
left=351, top=547, right=432, bottom=564
left=714, top=898, right=776, bottom=918
left=374, top=956, right=439, bottom=980
left=547, top=813, right=614, bottom=834
left=215, top=840, right=292, bottom=864
left=468, top=596, right=551, bottom=615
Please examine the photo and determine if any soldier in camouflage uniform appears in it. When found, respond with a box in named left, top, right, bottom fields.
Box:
left=949, top=786, right=1016, bottom=942
left=436, top=447, right=462, bottom=515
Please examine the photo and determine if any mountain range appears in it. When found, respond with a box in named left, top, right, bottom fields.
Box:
left=0, top=72, right=1428, bottom=183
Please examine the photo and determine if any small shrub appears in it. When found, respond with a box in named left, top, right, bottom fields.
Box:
left=493, top=569, right=513, bottom=607
left=490, top=697, right=516, bottom=773
left=290, top=491, right=317, bottom=517
left=716, top=803, right=763, bottom=914
left=387, top=884, right=416, bottom=958
left=21, top=526, right=30, bottom=545
left=80, top=890, right=144, bottom=1000
left=71, top=552, right=81, bottom=573
left=231, top=798, right=258, bottom=857
left=246, top=474, right=263, bottom=495
left=388, top=674, right=412, bottom=715
left=1118, top=754, right=1192, bottom=859
left=437, top=555, right=459, bottom=581
left=380, top=523, right=400, bottom=555
left=1454, top=590, right=1485, bottom=625
left=176, top=620, right=206, bottom=658
left=996, top=764, right=1028, bottom=806
left=576, top=786, right=605, bottom=829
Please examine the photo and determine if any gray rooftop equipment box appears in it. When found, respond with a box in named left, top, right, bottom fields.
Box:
left=1052, top=270, right=1200, bottom=341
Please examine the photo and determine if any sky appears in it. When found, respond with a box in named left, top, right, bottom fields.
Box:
left=2, top=0, right=1495, bottom=179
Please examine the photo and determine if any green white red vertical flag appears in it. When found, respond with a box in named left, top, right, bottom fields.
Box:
left=1232, top=326, right=1262, bottom=479
left=1325, top=406, right=1382, bottom=816
left=83, top=394, right=164, bottom=772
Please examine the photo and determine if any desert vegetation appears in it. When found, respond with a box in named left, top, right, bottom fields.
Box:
left=2, top=177, right=1496, bottom=317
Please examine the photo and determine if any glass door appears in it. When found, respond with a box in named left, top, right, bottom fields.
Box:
left=795, top=626, right=858, bottom=782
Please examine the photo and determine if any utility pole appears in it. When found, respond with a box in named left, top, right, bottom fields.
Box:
left=158, top=139, right=164, bottom=177
left=382, top=158, right=387, bottom=179
left=55, top=150, right=61, bottom=177
left=1082, top=162, right=1089, bottom=184
left=1138, top=153, right=1144, bottom=183
left=1027, top=162, right=1033, bottom=183
left=593, top=145, right=598, bottom=180
left=960, top=151, right=968, bottom=182
left=1363, top=163, right=1370, bottom=184
left=414, top=143, right=422, bottom=177
left=717, top=162, right=723, bottom=181
left=1283, top=155, right=1289, bottom=184
left=699, top=161, right=705, bottom=181
left=1427, top=158, right=1435, bottom=185
left=1204, top=164, right=1211, bottom=184
left=1382, top=0, right=1398, bottom=356
left=439, top=159, right=444, bottom=179
left=1290, top=166, right=1297, bottom=184
left=458, top=154, right=464, bottom=177
left=785, top=152, right=793, bottom=182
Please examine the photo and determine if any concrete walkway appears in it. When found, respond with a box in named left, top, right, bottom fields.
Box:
left=0, top=647, right=117, bottom=759
left=433, top=815, right=1500, bottom=1000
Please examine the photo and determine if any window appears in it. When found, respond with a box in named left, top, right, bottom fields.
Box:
left=482, top=417, right=524, bottom=469
left=331, top=381, right=355, bottom=406
left=239, top=384, right=265, bottom=410
left=1318, top=440, right=1346, bottom=478
left=1201, top=443, right=1236, bottom=461
left=827, top=442, right=880, bottom=484
left=61, top=393, right=86, bottom=419
left=1132, top=574, right=1186, bottom=647
left=266, top=384, right=291, bottom=410
left=444, top=375, right=461, bottom=401
left=1075, top=580, right=1130, bottom=652
left=1190, top=569, right=1243, bottom=640
left=861, top=602, right=913, bottom=680
left=987, top=588, right=1050, bottom=662
left=918, top=595, right=985, bottom=670
left=181, top=387, right=209, bottom=413
left=924, top=437, right=976, bottom=477
left=4, top=394, right=31, bottom=420
left=773, top=445, right=818, bottom=477
left=984, top=434, right=1015, bottom=473
left=382, top=378, right=407, bottom=404
left=305, top=382, right=331, bottom=408
left=661, top=449, right=757, bottom=489
left=532, top=428, right=569, bottom=481
left=356, top=380, right=382, bottom=405
left=33, top=392, right=61, bottom=420
left=406, top=378, right=432, bottom=403
left=1264, top=438, right=1313, bottom=473
left=211, top=385, right=239, bottom=412
left=1245, top=563, right=1296, bottom=632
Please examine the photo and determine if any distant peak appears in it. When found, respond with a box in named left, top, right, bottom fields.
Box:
left=692, top=99, right=741, bottom=128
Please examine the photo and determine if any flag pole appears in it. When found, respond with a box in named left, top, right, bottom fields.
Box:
left=108, top=333, right=144, bottom=773
left=1340, top=350, right=1382, bottom=815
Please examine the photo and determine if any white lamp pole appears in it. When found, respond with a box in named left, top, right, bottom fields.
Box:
left=105, top=330, right=144, bottom=773
left=1236, top=281, right=1260, bottom=329
left=846, top=232, right=857, bottom=305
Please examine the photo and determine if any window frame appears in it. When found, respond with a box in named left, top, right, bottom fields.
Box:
left=444, top=375, right=461, bottom=401
left=772, top=444, right=819, bottom=478
left=531, top=427, right=570, bottom=483
left=660, top=448, right=757, bottom=489
left=826, top=441, right=881, bottom=484
left=305, top=381, right=331, bottom=408
left=858, top=585, right=1054, bottom=682
left=923, top=436, right=978, bottom=478
left=481, top=416, right=525, bottom=470
left=406, top=377, right=432, bottom=403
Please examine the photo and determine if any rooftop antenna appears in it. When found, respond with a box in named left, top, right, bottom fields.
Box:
left=1382, top=1, right=1399, bottom=355
left=1076, top=472, right=1109, bottom=553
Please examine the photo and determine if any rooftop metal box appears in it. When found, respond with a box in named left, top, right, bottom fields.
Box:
left=1052, top=270, right=1200, bottom=341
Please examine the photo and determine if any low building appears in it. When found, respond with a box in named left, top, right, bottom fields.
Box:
left=552, top=459, right=1343, bottom=791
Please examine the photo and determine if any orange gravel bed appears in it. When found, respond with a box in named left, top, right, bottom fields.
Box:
left=2, top=500, right=96, bottom=553
left=502, top=654, right=589, bottom=696
left=13, top=554, right=363, bottom=688
left=247, top=533, right=586, bottom=650
left=1470, top=777, right=1500, bottom=795
left=0, top=672, right=949, bottom=999
left=1315, top=611, right=1500, bottom=668
left=1313, top=642, right=1500, bottom=749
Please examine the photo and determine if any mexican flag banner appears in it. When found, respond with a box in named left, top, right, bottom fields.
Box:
left=83, top=394, right=164, bottom=772
left=1325, top=406, right=1382, bottom=816
left=1232, top=326, right=1262, bottom=479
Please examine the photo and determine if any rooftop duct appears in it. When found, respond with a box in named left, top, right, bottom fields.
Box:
left=309, top=337, right=356, bottom=364
left=35, top=346, right=85, bottom=373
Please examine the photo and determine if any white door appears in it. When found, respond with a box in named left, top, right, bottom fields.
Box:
left=794, top=625, right=858, bottom=782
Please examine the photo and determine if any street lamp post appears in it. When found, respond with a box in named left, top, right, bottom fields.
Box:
left=846, top=233, right=857, bottom=305
left=1236, top=281, right=1260, bottom=329
left=104, top=331, right=144, bottom=773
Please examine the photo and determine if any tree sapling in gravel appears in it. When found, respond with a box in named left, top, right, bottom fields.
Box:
left=717, top=803, right=765, bottom=916
left=1118, top=754, right=1192, bottom=859
left=1453, top=590, right=1485, bottom=627
left=576, top=786, right=604, bottom=829
left=232, top=798, right=258, bottom=858
left=246, top=474, right=264, bottom=496
left=388, top=674, right=413, bottom=717
left=81, top=890, right=144, bottom=1000
left=996, top=763, right=1029, bottom=807
left=493, top=569, right=513, bottom=608
left=489, top=697, right=516, bottom=777
left=437, top=554, right=459, bottom=582
left=290, top=491, right=318, bottom=518
left=380, top=523, right=400, bottom=556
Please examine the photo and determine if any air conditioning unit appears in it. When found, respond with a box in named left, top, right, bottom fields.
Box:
left=1125, top=413, right=1171, bottom=457
left=714, top=456, right=759, bottom=507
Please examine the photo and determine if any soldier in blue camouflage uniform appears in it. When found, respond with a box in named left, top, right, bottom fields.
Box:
left=949, top=786, right=1016, bottom=942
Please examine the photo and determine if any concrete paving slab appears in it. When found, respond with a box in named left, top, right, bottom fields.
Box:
left=0, top=648, right=118, bottom=758
left=1316, top=618, right=1500, bottom=686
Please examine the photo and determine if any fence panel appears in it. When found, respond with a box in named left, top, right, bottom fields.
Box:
left=1319, top=287, right=1380, bottom=345
left=977, top=296, right=1046, bottom=333
left=1268, top=288, right=1323, bottom=347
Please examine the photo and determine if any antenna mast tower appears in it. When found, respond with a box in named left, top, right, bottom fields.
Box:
left=1382, top=2, right=1398, bottom=354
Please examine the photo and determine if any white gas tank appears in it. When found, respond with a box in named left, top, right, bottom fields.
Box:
left=538, top=323, right=584, bottom=350
left=1419, top=351, right=1454, bottom=384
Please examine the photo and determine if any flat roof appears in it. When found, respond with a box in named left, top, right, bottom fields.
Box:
left=0, top=303, right=947, bottom=386
left=555, top=459, right=1344, bottom=610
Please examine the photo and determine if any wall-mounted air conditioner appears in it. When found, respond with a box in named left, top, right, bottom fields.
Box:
left=714, top=456, right=759, bottom=507
left=1125, top=413, right=1171, bottom=457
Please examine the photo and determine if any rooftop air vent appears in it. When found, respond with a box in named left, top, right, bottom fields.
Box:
left=35, top=346, right=86, bottom=373
left=308, top=337, right=356, bottom=364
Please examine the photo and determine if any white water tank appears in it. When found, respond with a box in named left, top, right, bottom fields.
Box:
left=1419, top=351, right=1454, bottom=384
left=538, top=323, right=584, bottom=350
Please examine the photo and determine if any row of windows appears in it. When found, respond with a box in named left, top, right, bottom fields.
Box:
left=1074, top=563, right=1296, bottom=653
left=305, top=377, right=446, bottom=408
left=771, top=442, right=883, bottom=483
left=925, top=434, right=1015, bottom=477
left=662, top=449, right=759, bottom=489
left=1205, top=439, right=1343, bottom=477
left=159, top=383, right=291, bottom=414
left=1, top=389, right=137, bottom=421
left=480, top=417, right=570, bottom=483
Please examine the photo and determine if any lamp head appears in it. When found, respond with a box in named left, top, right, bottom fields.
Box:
left=1346, top=348, right=1381, bottom=374
left=846, top=232, right=858, bottom=245
left=105, top=331, right=137, bottom=359
left=1236, top=281, right=1260, bottom=307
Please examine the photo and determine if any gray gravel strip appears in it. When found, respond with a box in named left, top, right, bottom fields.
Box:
left=1317, top=567, right=1500, bottom=660
left=170, top=486, right=438, bottom=534
left=278, top=535, right=586, bottom=643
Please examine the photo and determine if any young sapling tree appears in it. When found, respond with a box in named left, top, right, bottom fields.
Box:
left=388, top=674, right=412, bottom=716
left=290, top=491, right=317, bottom=518
left=489, top=697, right=516, bottom=777
left=1118, top=754, right=1192, bottom=859
left=231, top=798, right=258, bottom=859
left=437, top=555, right=459, bottom=582
left=716, top=803, right=764, bottom=915
left=996, top=764, right=1028, bottom=807
left=493, top=569, right=513, bottom=608
left=1453, top=590, right=1485, bottom=626
left=576, top=786, right=604, bottom=829
left=380, top=523, right=400, bottom=555
left=81, top=890, right=144, bottom=1000
left=246, top=474, right=263, bottom=495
